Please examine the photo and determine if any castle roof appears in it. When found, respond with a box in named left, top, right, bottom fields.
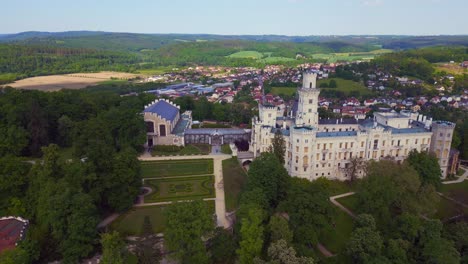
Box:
left=144, top=100, right=179, bottom=121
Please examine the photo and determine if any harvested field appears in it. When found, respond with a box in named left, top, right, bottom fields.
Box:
left=4, top=71, right=140, bottom=91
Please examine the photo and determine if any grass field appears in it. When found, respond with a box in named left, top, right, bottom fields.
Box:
left=318, top=78, right=372, bottom=96
left=111, top=201, right=215, bottom=236
left=258, top=56, right=295, bottom=63
left=320, top=207, right=355, bottom=254
left=440, top=181, right=468, bottom=205
left=5, top=71, right=140, bottom=91
left=221, top=144, right=232, bottom=155
left=151, top=144, right=211, bottom=156
left=227, top=51, right=264, bottom=59
left=312, top=49, right=392, bottom=63
left=271, top=86, right=297, bottom=96
left=271, top=78, right=370, bottom=97
left=141, top=159, right=214, bottom=178
left=335, top=194, right=358, bottom=212
left=222, top=158, right=247, bottom=211
left=144, top=175, right=214, bottom=203
left=434, top=196, right=468, bottom=220
left=434, top=63, right=468, bottom=75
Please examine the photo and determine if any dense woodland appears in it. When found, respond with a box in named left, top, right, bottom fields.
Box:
left=157, top=149, right=467, bottom=264
left=0, top=87, right=155, bottom=263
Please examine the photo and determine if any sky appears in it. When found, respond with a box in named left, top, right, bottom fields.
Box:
left=2, top=0, right=467, bottom=35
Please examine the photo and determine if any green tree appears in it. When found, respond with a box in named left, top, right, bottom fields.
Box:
left=346, top=214, right=384, bottom=263
left=164, top=200, right=213, bottom=264
left=279, top=178, right=334, bottom=247
left=262, top=239, right=314, bottom=264
left=406, top=150, right=442, bottom=189
left=328, top=79, right=337, bottom=88
left=247, top=152, right=289, bottom=208
left=101, top=231, right=126, bottom=264
left=268, top=215, right=293, bottom=245
left=0, top=247, right=30, bottom=264
left=238, top=208, right=264, bottom=264
left=210, top=227, right=237, bottom=264
left=270, top=129, right=286, bottom=165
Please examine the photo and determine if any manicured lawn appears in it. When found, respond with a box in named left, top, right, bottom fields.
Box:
left=336, top=194, right=358, bottom=212
left=457, top=168, right=466, bottom=176
left=151, top=144, right=211, bottom=156
left=141, top=159, right=214, bottom=178
left=440, top=181, right=468, bottom=205
left=271, top=86, right=297, bottom=96
left=320, top=206, right=355, bottom=254
left=434, top=196, right=468, bottom=221
left=222, top=158, right=247, bottom=211
left=317, top=78, right=372, bottom=96
left=227, top=51, right=264, bottom=59
left=143, top=175, right=214, bottom=203
left=221, top=144, right=232, bottom=154
left=111, top=205, right=167, bottom=236
left=111, top=201, right=215, bottom=236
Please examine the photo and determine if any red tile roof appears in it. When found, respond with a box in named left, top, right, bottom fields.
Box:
left=0, top=217, right=29, bottom=253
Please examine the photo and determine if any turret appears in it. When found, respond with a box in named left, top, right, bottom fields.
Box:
left=429, top=121, right=456, bottom=178
left=296, top=72, right=320, bottom=126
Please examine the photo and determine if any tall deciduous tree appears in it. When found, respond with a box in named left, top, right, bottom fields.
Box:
left=237, top=208, right=264, bottom=264
left=164, top=200, right=213, bottom=264
left=346, top=214, right=384, bottom=263
left=101, top=231, right=126, bottom=264
left=270, top=129, right=286, bottom=165
left=406, top=150, right=442, bottom=189
left=247, top=152, right=289, bottom=208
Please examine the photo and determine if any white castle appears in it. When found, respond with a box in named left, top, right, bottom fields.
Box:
left=251, top=72, right=456, bottom=180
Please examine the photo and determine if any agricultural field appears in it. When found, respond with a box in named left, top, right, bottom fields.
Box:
left=143, top=175, right=214, bottom=203
left=271, top=86, right=297, bottom=96
left=141, top=159, right=214, bottom=178
left=317, top=78, right=372, bottom=96
left=258, top=56, right=295, bottom=63
left=4, top=71, right=139, bottom=91
left=434, top=63, right=468, bottom=75
left=311, top=49, right=392, bottom=63
left=227, top=50, right=264, bottom=59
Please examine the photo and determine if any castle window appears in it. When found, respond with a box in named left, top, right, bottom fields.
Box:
left=296, top=146, right=299, bottom=152
left=406, top=139, right=409, bottom=145
left=345, top=142, right=348, bottom=148
left=382, top=140, right=386, bottom=146
left=295, top=156, right=298, bottom=163
left=440, top=133, right=443, bottom=137
left=339, top=143, right=343, bottom=148
left=159, top=125, right=167, bottom=137
left=351, top=142, right=354, bottom=148
left=361, top=141, right=364, bottom=147
left=316, top=164, right=319, bottom=168
left=308, top=109, right=312, bottom=113
left=329, top=143, right=333, bottom=149
left=309, top=99, right=313, bottom=104
left=415, top=139, right=418, bottom=144
left=268, top=114, right=272, bottom=118
left=397, top=140, right=401, bottom=146
left=322, top=153, right=326, bottom=161
left=304, top=147, right=309, bottom=153
left=305, top=139, right=308, bottom=143
left=373, top=140, right=378, bottom=149
left=317, top=144, right=320, bottom=150
left=447, top=133, right=451, bottom=137
left=304, top=167, right=307, bottom=172
left=322, top=173, right=324, bottom=176
left=323, top=144, right=326, bottom=150
left=295, top=167, right=298, bottom=171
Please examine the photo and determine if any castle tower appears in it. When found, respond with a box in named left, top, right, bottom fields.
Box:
left=296, top=72, right=320, bottom=126
left=429, top=121, right=456, bottom=178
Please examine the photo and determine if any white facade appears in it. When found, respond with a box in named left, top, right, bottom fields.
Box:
left=251, top=72, right=455, bottom=181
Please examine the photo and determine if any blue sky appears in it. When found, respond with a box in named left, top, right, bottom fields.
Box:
left=2, top=0, right=467, bottom=35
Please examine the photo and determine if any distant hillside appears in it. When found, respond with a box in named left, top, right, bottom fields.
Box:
left=1, top=31, right=467, bottom=52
